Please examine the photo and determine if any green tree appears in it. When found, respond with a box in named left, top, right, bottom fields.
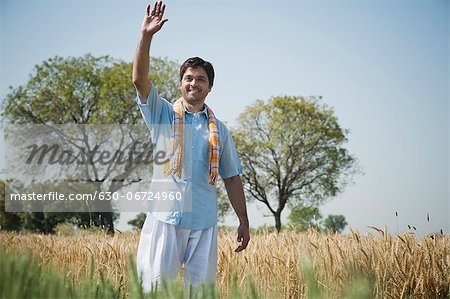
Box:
left=288, top=205, right=322, bottom=231
left=233, top=96, right=359, bottom=232
left=1, top=54, right=181, bottom=234
left=128, top=213, right=147, bottom=230
left=322, top=214, right=347, bottom=233
left=288, top=205, right=348, bottom=234
left=2, top=180, right=121, bottom=234
left=215, top=178, right=232, bottom=223
left=0, top=181, right=22, bottom=231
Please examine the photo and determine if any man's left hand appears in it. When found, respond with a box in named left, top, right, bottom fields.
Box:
left=235, top=222, right=250, bottom=252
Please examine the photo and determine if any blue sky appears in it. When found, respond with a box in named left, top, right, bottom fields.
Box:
left=1, top=0, right=448, bottom=235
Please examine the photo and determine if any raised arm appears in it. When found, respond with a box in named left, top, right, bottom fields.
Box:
left=132, top=1, right=168, bottom=103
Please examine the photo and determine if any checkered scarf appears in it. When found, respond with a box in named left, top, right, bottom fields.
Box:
left=163, top=98, right=220, bottom=185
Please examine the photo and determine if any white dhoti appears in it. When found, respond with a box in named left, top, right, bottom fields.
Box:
left=136, top=213, right=218, bottom=292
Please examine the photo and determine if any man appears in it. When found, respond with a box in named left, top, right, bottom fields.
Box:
left=132, top=0, right=250, bottom=292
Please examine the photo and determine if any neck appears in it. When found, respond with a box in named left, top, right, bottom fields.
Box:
left=183, top=99, right=205, bottom=114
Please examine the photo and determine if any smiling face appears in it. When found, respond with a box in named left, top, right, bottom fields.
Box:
left=180, top=67, right=211, bottom=106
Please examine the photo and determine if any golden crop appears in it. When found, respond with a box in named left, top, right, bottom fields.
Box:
left=1, top=228, right=449, bottom=298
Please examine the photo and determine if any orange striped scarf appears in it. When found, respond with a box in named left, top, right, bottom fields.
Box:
left=163, top=98, right=220, bottom=185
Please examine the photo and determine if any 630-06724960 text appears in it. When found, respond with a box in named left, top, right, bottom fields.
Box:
left=9, top=191, right=183, bottom=201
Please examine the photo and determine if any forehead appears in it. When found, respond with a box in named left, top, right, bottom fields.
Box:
left=183, top=67, right=208, bottom=78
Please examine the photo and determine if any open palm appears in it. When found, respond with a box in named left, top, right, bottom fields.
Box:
left=141, top=1, right=168, bottom=36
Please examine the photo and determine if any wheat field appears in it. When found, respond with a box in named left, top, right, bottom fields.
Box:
left=1, top=228, right=449, bottom=298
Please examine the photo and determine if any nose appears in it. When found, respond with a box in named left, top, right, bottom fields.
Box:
left=190, top=81, right=199, bottom=90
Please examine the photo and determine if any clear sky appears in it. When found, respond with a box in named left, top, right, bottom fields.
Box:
left=1, top=0, right=448, bottom=236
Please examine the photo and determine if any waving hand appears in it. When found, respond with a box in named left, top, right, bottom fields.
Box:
left=141, top=1, right=168, bottom=36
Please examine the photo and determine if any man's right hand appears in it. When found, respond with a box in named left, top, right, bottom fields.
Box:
left=141, top=1, right=168, bottom=36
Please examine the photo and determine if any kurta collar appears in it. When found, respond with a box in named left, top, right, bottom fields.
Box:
left=183, top=103, right=208, bottom=117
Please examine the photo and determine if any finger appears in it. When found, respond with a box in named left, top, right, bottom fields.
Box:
left=235, top=245, right=244, bottom=253
left=237, top=234, right=242, bottom=242
left=157, top=1, right=162, bottom=13
left=146, top=4, right=151, bottom=16
left=160, top=19, right=169, bottom=27
left=151, top=1, right=157, bottom=16
left=235, top=238, right=248, bottom=253
left=242, top=235, right=250, bottom=249
left=160, top=3, right=166, bottom=16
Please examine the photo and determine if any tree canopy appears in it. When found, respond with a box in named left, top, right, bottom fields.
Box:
left=288, top=205, right=322, bottom=231
left=1, top=54, right=181, bottom=234
left=233, top=96, right=359, bottom=232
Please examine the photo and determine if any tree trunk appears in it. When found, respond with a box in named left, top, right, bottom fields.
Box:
left=92, top=183, right=115, bottom=235
left=103, top=212, right=114, bottom=235
left=274, top=212, right=282, bottom=233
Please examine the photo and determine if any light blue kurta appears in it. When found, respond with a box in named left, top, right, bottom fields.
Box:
left=136, top=83, right=242, bottom=229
